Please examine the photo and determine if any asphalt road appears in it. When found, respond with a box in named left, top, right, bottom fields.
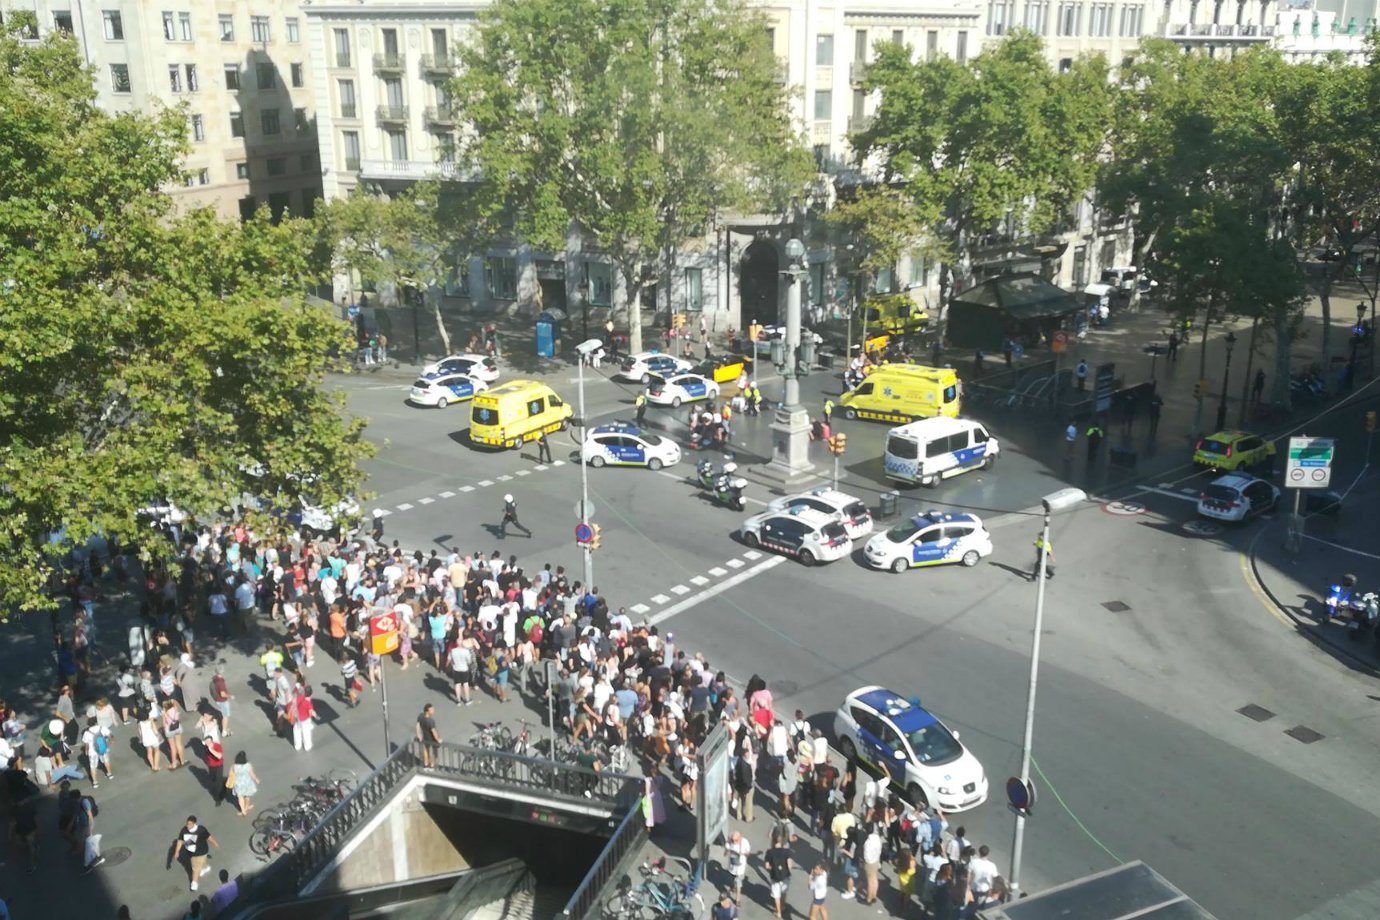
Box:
left=332, top=363, right=1380, bottom=920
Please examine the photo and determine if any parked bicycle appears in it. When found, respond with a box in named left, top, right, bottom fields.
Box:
left=603, top=857, right=704, bottom=919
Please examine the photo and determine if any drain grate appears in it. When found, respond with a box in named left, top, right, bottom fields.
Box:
left=1101, top=600, right=1131, bottom=613
left=1237, top=704, right=1276, bottom=722
left=1285, top=725, right=1325, bottom=744
left=100, top=846, right=133, bottom=867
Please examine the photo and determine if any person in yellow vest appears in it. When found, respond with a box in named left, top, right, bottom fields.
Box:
left=823, top=398, right=834, bottom=425
left=1031, top=535, right=1054, bottom=581
left=635, top=392, right=647, bottom=426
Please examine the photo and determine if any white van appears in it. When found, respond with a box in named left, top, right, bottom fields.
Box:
left=882, top=417, right=999, bottom=486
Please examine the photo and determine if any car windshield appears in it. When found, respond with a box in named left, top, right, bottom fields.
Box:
left=885, top=520, right=922, bottom=542
left=906, top=723, right=963, bottom=765
left=1204, top=484, right=1240, bottom=503
left=1201, top=439, right=1230, bottom=455
left=843, top=501, right=869, bottom=519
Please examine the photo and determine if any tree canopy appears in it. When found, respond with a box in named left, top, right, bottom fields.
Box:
left=0, top=22, right=371, bottom=614
left=447, top=0, right=813, bottom=351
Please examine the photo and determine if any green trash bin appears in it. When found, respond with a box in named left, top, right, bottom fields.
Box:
left=879, top=491, right=899, bottom=518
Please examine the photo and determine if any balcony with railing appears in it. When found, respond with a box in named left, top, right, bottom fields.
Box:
left=373, top=51, right=405, bottom=72
left=420, top=53, right=453, bottom=76
left=376, top=104, right=409, bottom=124
left=1164, top=21, right=1276, bottom=40
left=847, top=113, right=874, bottom=133
left=771, top=61, right=787, bottom=84
left=850, top=60, right=870, bottom=84
left=359, top=158, right=473, bottom=182
left=424, top=105, right=457, bottom=128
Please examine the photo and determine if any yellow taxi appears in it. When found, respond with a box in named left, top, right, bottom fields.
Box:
left=840, top=364, right=961, bottom=423
left=469, top=380, right=573, bottom=449
left=1193, top=430, right=1276, bottom=471
left=693, top=353, right=755, bottom=385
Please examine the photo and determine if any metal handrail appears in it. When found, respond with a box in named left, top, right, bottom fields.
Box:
left=429, top=743, right=643, bottom=808
left=559, top=797, right=648, bottom=918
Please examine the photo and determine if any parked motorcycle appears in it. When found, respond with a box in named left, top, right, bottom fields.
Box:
left=1326, top=574, right=1357, bottom=618
left=693, top=458, right=746, bottom=511
left=1346, top=591, right=1379, bottom=642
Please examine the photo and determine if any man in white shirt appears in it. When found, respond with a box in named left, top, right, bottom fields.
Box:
left=968, top=844, right=998, bottom=895
left=861, top=824, right=884, bottom=905
left=724, top=831, right=750, bottom=902
left=233, top=577, right=256, bottom=632
left=208, top=590, right=229, bottom=638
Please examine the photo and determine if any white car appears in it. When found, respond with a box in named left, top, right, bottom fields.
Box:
left=740, top=507, right=852, bottom=566
left=615, top=351, right=693, bottom=384
left=581, top=423, right=681, bottom=470
left=864, top=511, right=993, bottom=573
left=751, top=325, right=824, bottom=355
left=1197, top=474, right=1279, bottom=522
left=292, top=497, right=361, bottom=536
left=833, top=686, right=989, bottom=812
left=421, top=353, right=500, bottom=383
left=646, top=373, right=720, bottom=407
left=408, top=373, right=489, bottom=408
left=766, top=487, right=874, bottom=541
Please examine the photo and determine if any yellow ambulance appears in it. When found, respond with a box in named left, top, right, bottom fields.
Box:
left=839, top=364, right=961, bottom=423
left=469, top=380, right=573, bottom=449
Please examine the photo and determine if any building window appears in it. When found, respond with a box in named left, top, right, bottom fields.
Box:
left=238, top=197, right=257, bottom=222
left=179, top=11, right=191, bottom=40
left=892, top=29, right=904, bottom=44
left=382, top=28, right=399, bottom=58
left=251, top=15, right=270, bottom=44
left=926, top=30, right=938, bottom=61
left=1119, top=4, right=1143, bottom=36
left=814, top=89, right=832, bottom=121
left=197, top=168, right=209, bottom=185
left=333, top=28, right=350, bottom=67
left=266, top=157, right=286, bottom=177
left=102, top=10, right=123, bottom=40
left=230, top=111, right=244, bottom=137
left=383, top=77, right=404, bottom=110
left=1089, top=3, right=1112, bottom=36
left=236, top=162, right=250, bottom=179
left=224, top=64, right=240, bottom=91
left=808, top=262, right=826, bottom=306
left=1057, top=2, right=1081, bottom=35
left=53, top=11, right=74, bottom=33
left=168, top=65, right=182, bottom=93
left=218, top=13, right=233, bottom=41
left=586, top=262, right=613, bottom=306
left=1058, top=57, right=1073, bottom=73
left=486, top=257, right=517, bottom=300
left=294, top=108, right=308, bottom=132
left=338, top=80, right=356, bottom=118
left=387, top=129, right=408, bottom=161
left=300, top=153, right=316, bottom=173
left=162, top=12, right=175, bottom=41
left=872, top=267, right=895, bottom=294
left=989, top=1, right=1010, bottom=35
left=815, top=33, right=834, bottom=66
left=446, top=256, right=471, bottom=297
left=268, top=192, right=290, bottom=221
left=1025, top=1, right=1050, bottom=32
left=286, top=17, right=300, bottom=43
left=261, top=109, right=281, bottom=135
left=291, top=63, right=304, bottom=87
left=109, top=63, right=130, bottom=92
left=956, top=31, right=968, bottom=64
left=186, top=64, right=198, bottom=92
left=431, top=27, right=448, bottom=59
left=342, top=131, right=361, bottom=171
left=190, top=113, right=204, bottom=141
left=684, top=268, right=704, bottom=312
left=257, top=64, right=275, bottom=89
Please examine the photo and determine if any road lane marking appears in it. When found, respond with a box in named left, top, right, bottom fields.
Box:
left=1240, top=548, right=1295, bottom=629
left=1301, top=534, right=1380, bottom=561
left=726, top=559, right=745, bottom=569
left=478, top=480, right=494, bottom=487
left=460, top=486, right=475, bottom=493
left=515, top=469, right=531, bottom=476
left=648, top=556, right=788, bottom=627
left=535, top=464, right=549, bottom=471
left=552, top=460, right=566, bottom=466
left=670, top=585, right=691, bottom=595
left=418, top=497, right=435, bottom=505
left=708, top=567, right=727, bottom=577
left=439, top=491, right=456, bottom=498
left=372, top=509, right=392, bottom=517
left=497, top=475, right=513, bottom=481
left=690, top=575, right=710, bottom=586
left=1136, top=484, right=1199, bottom=504
left=650, top=594, right=670, bottom=604
left=630, top=604, right=651, bottom=615
left=396, top=503, right=414, bottom=511
left=743, top=550, right=762, bottom=560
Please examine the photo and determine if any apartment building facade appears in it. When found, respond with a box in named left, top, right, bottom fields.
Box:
left=0, top=0, right=322, bottom=219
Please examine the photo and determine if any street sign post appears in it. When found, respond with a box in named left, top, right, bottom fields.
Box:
left=369, top=612, right=400, bottom=757
left=1284, top=436, right=1335, bottom=553
left=1051, top=330, right=1068, bottom=354
left=574, top=523, right=593, bottom=545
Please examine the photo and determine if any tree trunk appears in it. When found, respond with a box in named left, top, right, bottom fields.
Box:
left=1127, top=228, right=1158, bottom=312
left=1192, top=305, right=1213, bottom=435
left=937, top=262, right=954, bottom=334
left=623, top=258, right=646, bottom=355
left=432, top=297, right=452, bottom=356
left=1318, top=273, right=1333, bottom=373
left=1236, top=316, right=1260, bottom=427
left=1272, top=306, right=1295, bottom=411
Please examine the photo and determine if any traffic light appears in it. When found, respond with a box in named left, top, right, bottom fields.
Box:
left=1367, top=410, right=1377, bottom=433
left=1194, top=379, right=1207, bottom=400
left=589, top=524, right=602, bottom=551
left=827, top=432, right=848, bottom=455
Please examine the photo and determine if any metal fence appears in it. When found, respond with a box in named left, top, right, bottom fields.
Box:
left=429, top=743, right=643, bottom=808
left=559, top=799, right=649, bottom=919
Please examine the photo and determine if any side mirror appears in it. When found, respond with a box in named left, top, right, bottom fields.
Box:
left=952, top=731, right=961, bottom=740
left=894, top=749, right=907, bottom=761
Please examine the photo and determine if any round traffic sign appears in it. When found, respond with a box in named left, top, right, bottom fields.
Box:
left=574, top=499, right=597, bottom=520
left=1053, top=331, right=1069, bottom=345
left=1288, top=468, right=1305, bottom=482
left=1311, top=469, right=1327, bottom=482
left=575, top=523, right=593, bottom=544
left=1005, top=776, right=1037, bottom=814
left=1102, top=500, right=1146, bottom=516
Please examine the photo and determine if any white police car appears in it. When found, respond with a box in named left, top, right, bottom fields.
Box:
left=581, top=423, right=681, bottom=470
left=766, top=487, right=874, bottom=541
left=863, top=511, right=992, bottom=573
left=740, top=506, right=852, bottom=566
left=408, top=373, right=489, bottom=408
left=646, top=373, right=720, bottom=407
left=833, top=686, right=988, bottom=812
left=1197, top=473, right=1279, bottom=522
left=615, top=351, right=693, bottom=384
left=421, top=353, right=500, bottom=383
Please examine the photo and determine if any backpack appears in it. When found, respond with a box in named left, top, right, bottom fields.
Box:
left=94, top=734, right=108, bottom=756
left=83, top=796, right=100, bottom=818
left=484, top=654, right=499, bottom=677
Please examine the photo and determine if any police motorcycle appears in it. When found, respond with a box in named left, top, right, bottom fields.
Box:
left=693, top=458, right=746, bottom=511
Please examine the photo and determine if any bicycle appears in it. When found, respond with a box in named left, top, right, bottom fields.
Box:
left=469, top=721, right=514, bottom=751
left=248, top=812, right=301, bottom=860
left=603, top=858, right=703, bottom=919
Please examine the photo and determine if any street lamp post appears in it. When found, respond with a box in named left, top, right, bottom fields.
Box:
left=1009, top=487, right=1087, bottom=899
left=1348, top=302, right=1367, bottom=388
left=575, top=338, right=602, bottom=588
left=1215, top=331, right=1236, bottom=431
left=763, top=238, right=815, bottom=488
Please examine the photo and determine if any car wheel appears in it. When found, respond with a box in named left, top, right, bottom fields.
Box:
left=648, top=457, right=663, bottom=472
left=510, top=438, right=524, bottom=451
left=590, top=456, right=606, bottom=468
left=905, top=783, right=929, bottom=808
left=844, top=407, right=858, bottom=420
left=744, top=531, right=760, bottom=548
left=435, top=396, right=449, bottom=409
left=671, top=396, right=682, bottom=408
left=710, top=386, right=720, bottom=399
left=961, top=550, right=981, bottom=567
left=891, top=557, right=908, bottom=574
left=838, top=737, right=857, bottom=763
left=800, top=549, right=816, bottom=566
left=982, top=454, right=995, bottom=470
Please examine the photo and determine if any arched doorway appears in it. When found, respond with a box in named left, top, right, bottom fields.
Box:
left=739, top=240, right=780, bottom=330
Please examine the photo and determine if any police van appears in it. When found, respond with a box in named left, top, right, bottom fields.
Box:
left=882, top=417, right=998, bottom=486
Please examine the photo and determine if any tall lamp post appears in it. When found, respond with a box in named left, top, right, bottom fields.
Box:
left=1348, top=302, right=1367, bottom=388
left=575, top=338, right=602, bottom=588
left=1009, top=487, right=1087, bottom=899
left=763, top=238, right=815, bottom=487
left=1215, top=331, right=1236, bottom=431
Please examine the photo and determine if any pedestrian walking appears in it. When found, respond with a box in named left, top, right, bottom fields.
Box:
left=1064, top=421, right=1077, bottom=460
left=1252, top=368, right=1266, bottom=403
left=1147, top=393, right=1163, bottom=436
left=604, top=319, right=617, bottom=358
left=711, top=891, right=739, bottom=920
left=500, top=494, right=531, bottom=538
left=228, top=751, right=259, bottom=816
left=416, top=703, right=441, bottom=768
left=536, top=430, right=554, bottom=463
left=199, top=715, right=225, bottom=806
left=1121, top=392, right=1138, bottom=433
left=808, top=863, right=830, bottom=920
left=724, top=830, right=750, bottom=902
left=139, top=708, right=163, bottom=772
left=449, top=640, right=475, bottom=706
left=339, top=652, right=361, bottom=708
left=172, top=815, right=219, bottom=891
left=1166, top=330, right=1179, bottom=361
left=210, top=666, right=233, bottom=737
left=1085, top=420, right=1104, bottom=461
left=291, top=687, right=316, bottom=752
left=162, top=699, right=186, bottom=770
left=1031, top=535, right=1055, bottom=580
left=1075, top=359, right=1088, bottom=392
left=764, top=833, right=794, bottom=918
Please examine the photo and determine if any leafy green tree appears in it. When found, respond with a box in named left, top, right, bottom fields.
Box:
left=0, top=22, right=371, bottom=616
left=857, top=31, right=1113, bottom=325
left=447, top=0, right=813, bottom=353
left=827, top=186, right=933, bottom=349
left=317, top=181, right=457, bottom=356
